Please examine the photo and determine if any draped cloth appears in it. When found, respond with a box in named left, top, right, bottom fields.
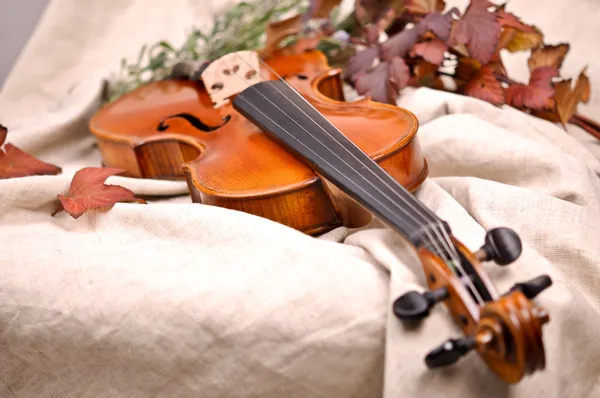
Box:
left=1, top=0, right=600, bottom=396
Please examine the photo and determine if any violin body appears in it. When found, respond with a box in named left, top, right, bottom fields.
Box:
left=89, top=50, right=427, bottom=234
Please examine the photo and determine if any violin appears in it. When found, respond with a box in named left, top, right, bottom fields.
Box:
left=89, top=43, right=553, bottom=382
left=89, top=47, right=427, bottom=234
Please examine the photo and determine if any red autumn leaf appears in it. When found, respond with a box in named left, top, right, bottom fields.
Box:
left=449, top=2, right=501, bottom=64
left=0, top=124, right=62, bottom=179
left=345, top=46, right=379, bottom=78
left=354, top=57, right=408, bottom=104
left=388, top=56, right=410, bottom=93
left=417, top=12, right=453, bottom=41
left=463, top=66, right=504, bottom=105
left=56, top=167, right=146, bottom=219
left=380, top=27, right=420, bottom=60
left=505, top=66, right=558, bottom=110
left=495, top=6, right=536, bottom=33
left=405, top=0, right=446, bottom=14
left=411, top=38, right=448, bottom=65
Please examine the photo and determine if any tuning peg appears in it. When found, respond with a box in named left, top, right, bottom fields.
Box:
left=393, top=287, right=449, bottom=322
left=475, top=227, right=522, bottom=266
left=425, top=336, right=476, bottom=368
left=510, top=274, right=553, bottom=299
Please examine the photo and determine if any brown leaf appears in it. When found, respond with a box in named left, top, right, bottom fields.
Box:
left=495, top=6, right=536, bottom=33
left=463, top=66, right=504, bottom=105
left=0, top=124, right=62, bottom=179
left=505, top=66, right=557, bottom=110
left=411, top=60, right=443, bottom=88
left=449, top=4, right=501, bottom=64
left=305, top=0, right=342, bottom=19
left=405, top=0, right=446, bottom=14
left=554, top=68, right=591, bottom=126
left=502, top=26, right=543, bottom=52
left=56, top=167, right=146, bottom=219
left=527, top=44, right=569, bottom=73
left=381, top=26, right=420, bottom=61
left=411, top=39, right=448, bottom=65
left=455, top=57, right=482, bottom=82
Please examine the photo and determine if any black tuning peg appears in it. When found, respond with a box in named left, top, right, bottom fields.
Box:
left=393, top=287, right=449, bottom=322
left=475, top=227, right=522, bottom=266
left=425, top=336, right=476, bottom=368
left=510, top=274, right=553, bottom=299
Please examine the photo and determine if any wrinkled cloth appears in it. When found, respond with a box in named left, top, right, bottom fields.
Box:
left=1, top=0, right=600, bottom=397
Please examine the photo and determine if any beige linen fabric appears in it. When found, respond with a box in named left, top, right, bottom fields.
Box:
left=1, top=0, right=600, bottom=397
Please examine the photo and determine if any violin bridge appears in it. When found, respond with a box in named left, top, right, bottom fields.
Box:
left=201, top=51, right=264, bottom=108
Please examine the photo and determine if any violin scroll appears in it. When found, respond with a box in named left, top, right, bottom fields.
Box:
left=392, top=227, right=552, bottom=383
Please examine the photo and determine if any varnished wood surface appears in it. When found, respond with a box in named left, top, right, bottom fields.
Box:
left=89, top=49, right=427, bottom=234
left=418, top=241, right=548, bottom=384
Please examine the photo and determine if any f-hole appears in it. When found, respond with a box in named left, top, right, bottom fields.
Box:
left=157, top=113, right=231, bottom=133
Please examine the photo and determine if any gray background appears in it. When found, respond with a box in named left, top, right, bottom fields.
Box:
left=0, top=0, right=50, bottom=89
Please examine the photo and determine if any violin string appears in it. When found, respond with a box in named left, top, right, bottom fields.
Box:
left=228, top=54, right=483, bottom=305
left=227, top=53, right=484, bottom=305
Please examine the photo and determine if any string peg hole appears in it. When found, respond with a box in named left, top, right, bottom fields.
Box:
left=211, top=83, right=224, bottom=91
left=245, top=70, right=257, bottom=79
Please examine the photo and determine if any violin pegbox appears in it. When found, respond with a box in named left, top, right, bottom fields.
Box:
left=201, top=51, right=264, bottom=108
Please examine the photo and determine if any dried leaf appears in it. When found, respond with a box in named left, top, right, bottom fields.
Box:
left=449, top=4, right=501, bottom=64
left=527, top=44, right=569, bottom=73
left=354, top=62, right=390, bottom=103
left=502, top=26, right=543, bottom=52
left=496, top=6, right=536, bottom=33
left=56, top=167, right=146, bottom=219
left=388, top=56, right=410, bottom=93
left=463, top=66, right=504, bottom=105
left=381, top=26, right=420, bottom=60
left=405, top=0, right=446, bottom=14
left=0, top=144, right=63, bottom=179
left=305, top=0, right=342, bottom=19
left=411, top=60, right=443, bottom=88
left=554, top=68, right=591, bottom=126
left=455, top=57, right=482, bottom=82
left=0, top=124, right=62, bottom=179
left=411, top=39, right=448, bottom=65
left=505, top=66, right=557, bottom=110
left=355, top=0, right=405, bottom=26
left=354, top=57, right=408, bottom=104
left=345, top=46, right=379, bottom=78
left=418, top=12, right=452, bottom=41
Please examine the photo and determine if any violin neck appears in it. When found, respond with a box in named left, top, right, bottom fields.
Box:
left=233, top=80, right=449, bottom=247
